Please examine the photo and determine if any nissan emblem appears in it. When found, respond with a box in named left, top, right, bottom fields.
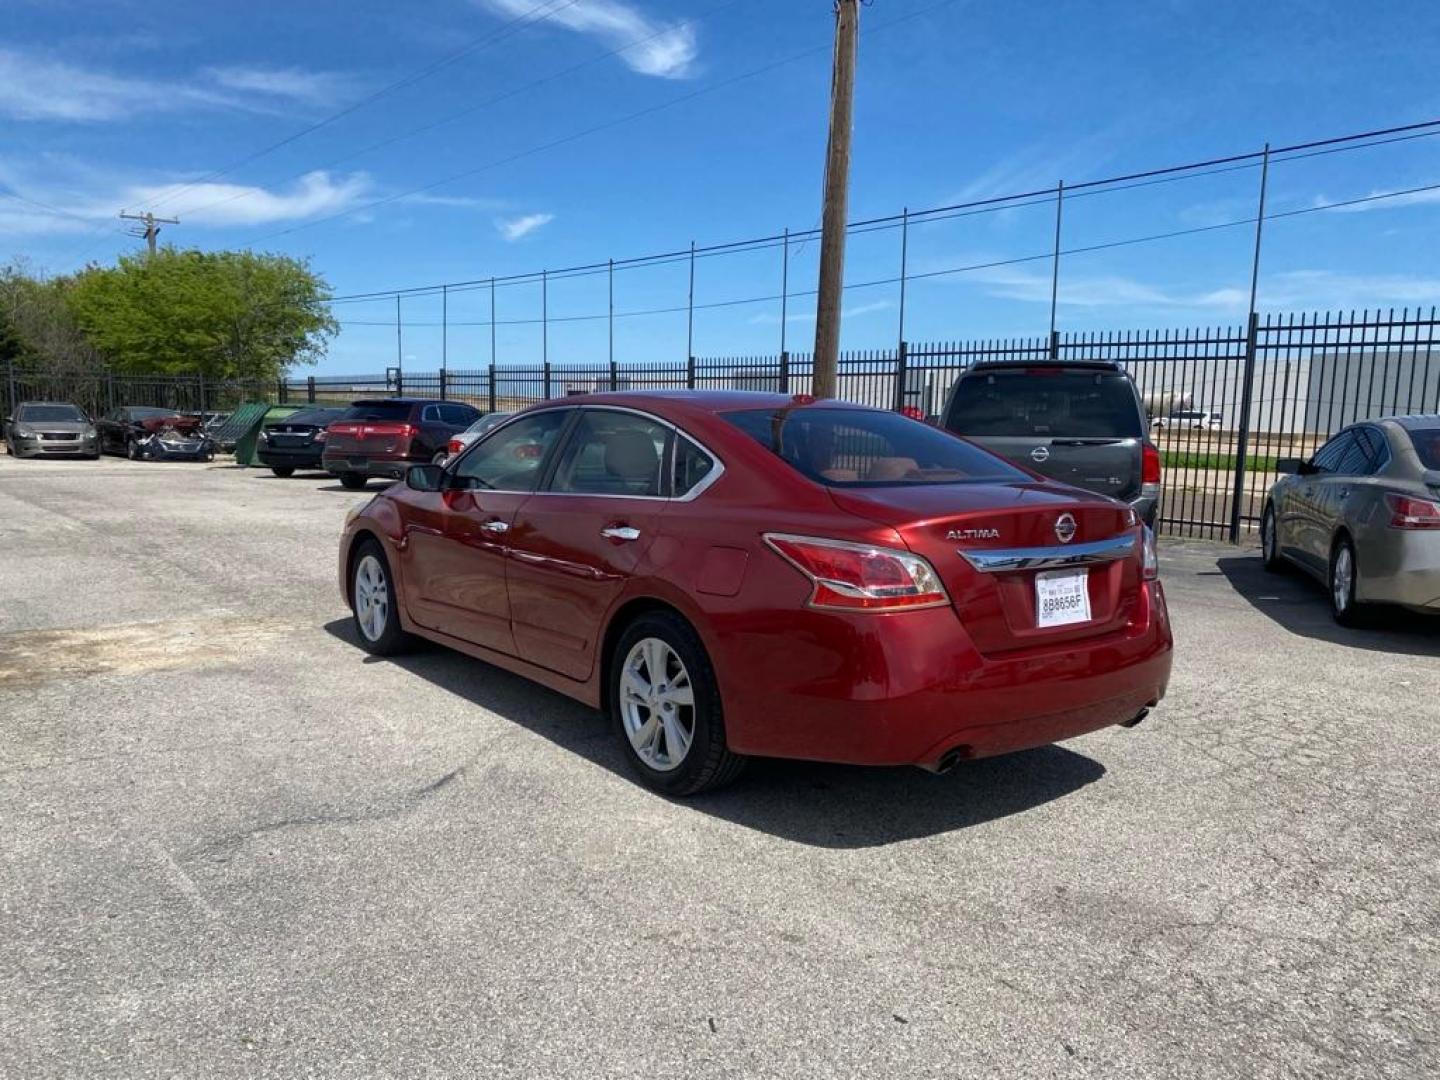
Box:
left=1030, top=445, right=1050, bottom=463
left=1055, top=512, right=1077, bottom=544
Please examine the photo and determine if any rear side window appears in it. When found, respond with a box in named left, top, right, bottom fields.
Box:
left=948, top=370, right=1144, bottom=438
left=439, top=404, right=476, bottom=425
left=340, top=402, right=413, bottom=422
left=1311, top=431, right=1355, bottom=473
left=1406, top=428, right=1440, bottom=470
left=724, top=407, right=1026, bottom=487
left=673, top=437, right=716, bottom=497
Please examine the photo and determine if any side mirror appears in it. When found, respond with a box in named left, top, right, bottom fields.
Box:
left=1275, top=457, right=1302, bottom=475
left=406, top=464, right=444, bottom=492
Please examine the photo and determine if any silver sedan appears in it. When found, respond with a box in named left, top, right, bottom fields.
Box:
left=434, top=411, right=513, bottom=464
left=1262, top=415, right=1440, bottom=624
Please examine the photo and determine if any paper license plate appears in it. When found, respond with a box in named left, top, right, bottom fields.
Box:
left=1035, top=568, right=1091, bottom=628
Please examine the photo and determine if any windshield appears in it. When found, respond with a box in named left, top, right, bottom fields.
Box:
left=948, top=370, right=1144, bottom=438
left=340, top=402, right=413, bottom=422
left=18, top=404, right=86, bottom=422
left=723, top=406, right=1027, bottom=487
left=127, top=406, right=183, bottom=420
left=278, top=408, right=344, bottom=426
left=1407, top=427, right=1440, bottom=470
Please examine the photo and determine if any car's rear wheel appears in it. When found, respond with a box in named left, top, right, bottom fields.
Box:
left=432, top=451, right=448, bottom=465
left=350, top=540, right=410, bottom=655
left=126, top=437, right=141, bottom=460
left=610, top=611, right=745, bottom=796
left=271, top=466, right=295, bottom=478
left=1329, top=535, right=1364, bottom=627
left=1261, top=503, right=1285, bottom=572
left=339, top=473, right=368, bottom=490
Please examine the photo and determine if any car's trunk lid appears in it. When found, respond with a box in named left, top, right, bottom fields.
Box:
left=829, top=482, right=1142, bottom=655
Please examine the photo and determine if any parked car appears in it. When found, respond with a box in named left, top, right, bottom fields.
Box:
left=256, top=406, right=347, bottom=476
left=942, top=360, right=1162, bottom=528
left=436, top=411, right=515, bottom=464
left=339, top=391, right=1172, bottom=795
left=1154, top=409, right=1223, bottom=430
left=3, top=401, right=99, bottom=459
left=1262, top=415, right=1440, bottom=624
left=322, top=398, right=481, bottom=490
left=95, top=406, right=215, bottom=461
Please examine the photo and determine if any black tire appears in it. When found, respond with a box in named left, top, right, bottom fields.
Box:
left=1329, top=535, right=1365, bottom=627
left=339, top=473, right=369, bottom=490
left=271, top=466, right=295, bottom=478
left=126, top=437, right=139, bottom=460
left=349, top=539, right=411, bottom=656
left=608, top=610, right=745, bottom=796
left=432, top=451, right=448, bottom=465
left=1260, top=502, right=1285, bottom=572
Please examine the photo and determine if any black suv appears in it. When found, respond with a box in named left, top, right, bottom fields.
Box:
left=942, top=360, right=1162, bottom=528
left=257, top=406, right=347, bottom=477
left=323, top=399, right=481, bottom=490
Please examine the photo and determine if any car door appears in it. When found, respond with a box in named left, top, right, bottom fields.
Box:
left=399, top=408, right=573, bottom=654
left=99, top=408, right=125, bottom=453
left=504, top=407, right=676, bottom=681
left=1321, top=425, right=1389, bottom=557
left=1314, top=430, right=1374, bottom=559
left=1291, top=432, right=1354, bottom=572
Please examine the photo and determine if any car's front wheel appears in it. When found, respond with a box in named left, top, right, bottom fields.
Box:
left=350, top=540, right=411, bottom=655
left=1329, top=535, right=1364, bottom=626
left=610, top=611, right=745, bottom=796
left=126, top=437, right=141, bottom=460
left=1261, top=503, right=1285, bottom=572
left=271, top=466, right=295, bottom=478
left=338, top=473, right=368, bottom=490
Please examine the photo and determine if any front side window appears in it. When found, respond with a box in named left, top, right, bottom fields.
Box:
left=550, top=410, right=670, bottom=497
left=452, top=409, right=570, bottom=492
left=725, top=406, right=1027, bottom=487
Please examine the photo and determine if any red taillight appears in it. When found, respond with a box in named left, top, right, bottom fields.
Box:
left=764, top=533, right=949, bottom=611
left=362, top=422, right=416, bottom=439
left=1142, top=444, right=1162, bottom=485
left=447, top=438, right=463, bottom=455
left=329, top=421, right=361, bottom=436
left=1387, top=493, right=1440, bottom=529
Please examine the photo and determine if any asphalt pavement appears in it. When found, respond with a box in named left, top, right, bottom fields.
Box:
left=1, top=452, right=1437, bottom=1079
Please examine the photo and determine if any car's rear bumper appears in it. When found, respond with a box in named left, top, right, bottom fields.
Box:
left=719, top=581, right=1173, bottom=768
left=1358, top=532, right=1440, bottom=611
left=322, top=454, right=419, bottom=480
left=259, top=447, right=324, bottom=468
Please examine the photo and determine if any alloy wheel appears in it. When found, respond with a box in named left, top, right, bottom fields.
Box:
left=1262, top=509, right=1275, bottom=562
left=354, top=554, right=390, bottom=642
left=1332, top=544, right=1354, bottom=614
left=618, top=637, right=696, bottom=772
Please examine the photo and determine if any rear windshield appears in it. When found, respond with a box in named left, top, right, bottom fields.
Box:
left=18, top=404, right=85, bottom=422
left=128, top=406, right=184, bottom=420
left=340, top=402, right=413, bottom=422
left=279, top=408, right=344, bottom=426
left=723, top=407, right=1026, bottom=487
left=1407, top=427, right=1440, bottom=470
left=948, top=370, right=1144, bottom=438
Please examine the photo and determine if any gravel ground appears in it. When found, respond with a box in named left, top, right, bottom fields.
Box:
left=1, top=452, right=1437, bottom=1079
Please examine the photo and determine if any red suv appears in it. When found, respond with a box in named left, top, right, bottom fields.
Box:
left=323, top=399, right=480, bottom=490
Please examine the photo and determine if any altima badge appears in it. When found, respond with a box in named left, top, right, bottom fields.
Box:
left=1054, top=513, right=1077, bottom=544
left=946, top=528, right=1000, bottom=540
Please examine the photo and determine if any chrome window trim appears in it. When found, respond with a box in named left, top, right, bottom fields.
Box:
left=959, top=533, right=1137, bottom=573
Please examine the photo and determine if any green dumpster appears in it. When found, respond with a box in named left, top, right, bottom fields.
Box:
left=234, top=404, right=305, bottom=466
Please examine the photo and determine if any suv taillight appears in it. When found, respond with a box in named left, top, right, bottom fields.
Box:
left=1387, top=493, right=1440, bottom=529
left=764, top=533, right=949, bottom=611
left=1141, top=443, right=1162, bottom=498
left=447, top=438, right=463, bottom=456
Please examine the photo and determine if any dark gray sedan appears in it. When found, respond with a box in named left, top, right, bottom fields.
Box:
left=3, top=401, right=100, bottom=459
left=1262, top=416, right=1440, bottom=624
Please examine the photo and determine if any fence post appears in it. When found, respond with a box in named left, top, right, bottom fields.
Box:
left=779, top=351, right=790, bottom=394
left=5, top=357, right=15, bottom=418
left=1049, top=329, right=1060, bottom=360
left=307, top=376, right=316, bottom=404
left=543, top=360, right=552, bottom=401
left=277, top=378, right=287, bottom=405
left=893, top=341, right=908, bottom=412
left=488, top=363, right=497, bottom=412
left=1229, top=311, right=1261, bottom=543
left=106, top=371, right=115, bottom=412
left=686, top=354, right=696, bottom=390
left=198, top=372, right=206, bottom=415
left=439, top=366, right=448, bottom=401
left=395, top=368, right=403, bottom=397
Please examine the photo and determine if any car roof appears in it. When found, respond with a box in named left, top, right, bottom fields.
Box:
left=964, top=359, right=1126, bottom=374
left=1380, top=414, right=1440, bottom=431
left=16, top=400, right=83, bottom=407
left=350, top=397, right=461, bottom=406
left=519, top=389, right=886, bottom=417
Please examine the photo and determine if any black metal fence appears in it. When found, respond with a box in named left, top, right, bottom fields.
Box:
left=6, top=305, right=1437, bottom=543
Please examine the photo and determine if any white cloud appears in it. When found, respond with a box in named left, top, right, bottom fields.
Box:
left=750, top=299, right=892, bottom=325
left=0, top=48, right=357, bottom=122
left=496, top=212, right=555, bottom=241
left=473, top=0, right=698, bottom=78
left=1312, top=187, right=1440, bottom=214
left=204, top=65, right=359, bottom=108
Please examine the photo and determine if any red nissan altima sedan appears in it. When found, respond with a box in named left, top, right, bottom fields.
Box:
left=338, top=391, right=1173, bottom=795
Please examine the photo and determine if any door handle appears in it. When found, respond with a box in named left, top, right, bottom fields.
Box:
left=601, top=525, right=641, bottom=542
left=480, top=520, right=509, bottom=535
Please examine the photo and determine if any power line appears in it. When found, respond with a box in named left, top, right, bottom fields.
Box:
left=244, top=0, right=970, bottom=245
left=133, top=0, right=586, bottom=216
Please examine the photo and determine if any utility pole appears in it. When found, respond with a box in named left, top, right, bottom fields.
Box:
left=811, top=0, right=860, bottom=399
left=119, top=211, right=179, bottom=256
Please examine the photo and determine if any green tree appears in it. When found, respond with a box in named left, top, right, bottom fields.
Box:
left=66, top=248, right=339, bottom=380
left=0, top=260, right=96, bottom=372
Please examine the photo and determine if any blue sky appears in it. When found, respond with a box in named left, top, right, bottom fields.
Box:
left=3, top=0, right=1438, bottom=374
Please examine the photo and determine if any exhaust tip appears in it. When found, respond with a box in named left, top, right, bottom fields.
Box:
left=1118, top=707, right=1150, bottom=729
left=923, top=744, right=973, bottom=774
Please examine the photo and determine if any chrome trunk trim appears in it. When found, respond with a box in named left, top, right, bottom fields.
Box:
left=958, top=533, right=1137, bottom=573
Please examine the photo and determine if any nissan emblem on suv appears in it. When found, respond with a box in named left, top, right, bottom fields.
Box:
left=1055, top=512, right=1077, bottom=544
left=1030, top=445, right=1050, bottom=463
